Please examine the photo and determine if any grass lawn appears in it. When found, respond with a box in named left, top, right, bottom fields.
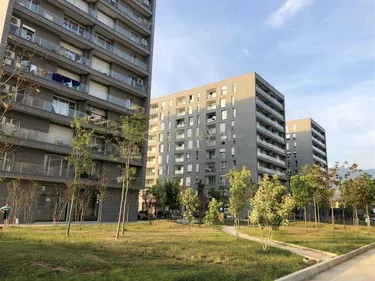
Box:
left=240, top=221, right=375, bottom=255
left=0, top=221, right=308, bottom=281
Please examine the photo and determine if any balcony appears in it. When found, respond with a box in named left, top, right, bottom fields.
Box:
left=312, top=136, right=326, bottom=149
left=147, top=158, right=156, bottom=164
left=258, top=165, right=286, bottom=177
left=206, top=140, right=216, bottom=146
left=149, top=126, right=157, bottom=132
left=312, top=127, right=325, bottom=141
left=175, top=157, right=184, bottom=163
left=176, top=133, right=185, bottom=140
left=256, top=99, right=284, bottom=121
left=256, top=112, right=284, bottom=132
left=206, top=128, right=216, bottom=135
left=312, top=145, right=326, bottom=156
left=257, top=151, right=286, bottom=166
left=177, top=110, right=186, bottom=117
left=205, top=165, right=216, bottom=173
left=176, top=145, right=185, bottom=151
left=176, top=100, right=186, bottom=107
left=175, top=169, right=184, bottom=175
left=206, top=153, right=216, bottom=160
left=313, top=155, right=327, bottom=165
left=176, top=121, right=185, bottom=128
left=257, top=138, right=285, bottom=154
left=257, top=125, right=285, bottom=143
left=256, top=85, right=284, bottom=110
left=102, top=0, right=152, bottom=30
left=207, top=102, right=216, bottom=111
left=207, top=92, right=216, bottom=99
left=134, top=0, right=153, bottom=13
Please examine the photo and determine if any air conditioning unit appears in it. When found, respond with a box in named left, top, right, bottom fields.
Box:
left=4, top=51, right=15, bottom=66
left=11, top=16, right=21, bottom=28
left=0, top=84, right=11, bottom=94
left=141, top=39, right=148, bottom=46
left=137, top=78, right=144, bottom=85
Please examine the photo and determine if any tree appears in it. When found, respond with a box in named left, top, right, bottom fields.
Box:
left=110, top=113, right=148, bottom=239
left=250, top=175, right=294, bottom=251
left=75, top=180, right=93, bottom=229
left=181, top=188, right=199, bottom=231
left=53, top=186, right=70, bottom=226
left=141, top=187, right=156, bottom=223
left=326, top=162, right=341, bottom=240
left=149, top=180, right=166, bottom=218
left=290, top=166, right=311, bottom=232
left=356, top=173, right=375, bottom=234
left=196, top=180, right=208, bottom=224
left=226, top=166, right=256, bottom=229
left=204, top=198, right=223, bottom=226
left=6, top=178, right=23, bottom=225
left=164, top=181, right=181, bottom=219
left=66, top=117, right=94, bottom=236
left=23, top=181, right=39, bottom=226
left=97, top=170, right=110, bottom=225
left=208, top=185, right=228, bottom=207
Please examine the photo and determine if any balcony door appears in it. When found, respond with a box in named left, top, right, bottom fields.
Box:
left=0, top=152, right=15, bottom=172
left=44, top=154, right=66, bottom=177
left=52, top=96, right=76, bottom=117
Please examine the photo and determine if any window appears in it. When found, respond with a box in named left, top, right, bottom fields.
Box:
left=160, top=113, right=164, bottom=120
left=161, top=101, right=166, bottom=110
left=158, top=155, right=162, bottom=164
left=187, top=152, right=191, bottom=160
left=188, top=140, right=193, bottom=149
left=233, top=108, right=236, bottom=118
left=231, top=120, right=235, bottom=127
left=220, top=175, right=226, bottom=185
left=167, top=132, right=170, bottom=141
left=189, top=95, right=194, bottom=103
left=294, top=142, right=297, bottom=148
left=196, top=151, right=199, bottom=160
left=293, top=124, right=296, bottom=132
left=233, top=160, right=237, bottom=168
left=196, top=176, right=199, bottom=183
left=187, top=128, right=192, bottom=138
left=232, top=83, right=236, bottom=93
left=168, top=121, right=171, bottom=129
left=28, top=0, right=39, bottom=12
left=1, top=117, right=20, bottom=127
left=221, top=85, right=227, bottom=95
left=196, top=163, right=199, bottom=172
left=221, top=110, right=227, bottom=120
left=221, top=135, right=227, bottom=144
left=220, top=148, right=226, bottom=158
left=220, top=98, right=226, bottom=108
left=188, top=106, right=192, bottom=115
left=94, top=33, right=112, bottom=50
left=221, top=161, right=227, bottom=170
left=166, top=154, right=169, bottom=163
left=159, top=133, right=163, bottom=142
left=158, top=167, right=163, bottom=175
left=166, top=166, right=169, bottom=175
left=197, top=93, right=200, bottom=101
left=189, top=116, right=194, bottom=126
left=187, top=164, right=193, bottom=172
left=21, top=24, right=35, bottom=41
left=197, top=115, right=200, bottom=124
left=231, top=96, right=235, bottom=105
left=220, top=123, right=226, bottom=133
left=196, top=139, right=200, bottom=148
left=286, top=143, right=289, bottom=150
left=196, top=127, right=200, bottom=137
left=293, top=133, right=296, bottom=139
left=167, top=143, right=171, bottom=152
left=233, top=133, right=236, bottom=143
left=186, top=177, right=191, bottom=186
left=160, top=144, right=164, bottom=153
left=197, top=104, right=200, bottom=113
left=231, top=146, right=235, bottom=156
left=64, top=18, right=85, bottom=37
left=169, top=100, right=172, bottom=107
left=160, top=123, right=165, bottom=130
left=286, top=134, right=290, bottom=140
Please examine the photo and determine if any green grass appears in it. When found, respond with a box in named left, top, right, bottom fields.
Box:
left=0, top=221, right=308, bottom=281
left=240, top=221, right=375, bottom=255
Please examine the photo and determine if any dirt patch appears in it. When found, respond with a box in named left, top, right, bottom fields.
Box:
left=32, top=261, right=68, bottom=272
left=83, top=254, right=111, bottom=265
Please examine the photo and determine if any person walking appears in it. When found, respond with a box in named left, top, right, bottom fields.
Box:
left=1, top=202, right=12, bottom=227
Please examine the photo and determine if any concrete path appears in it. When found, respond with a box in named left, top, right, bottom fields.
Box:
left=223, top=226, right=337, bottom=262
left=307, top=247, right=375, bottom=281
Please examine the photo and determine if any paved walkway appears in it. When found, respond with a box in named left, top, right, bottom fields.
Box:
left=222, top=226, right=337, bottom=262
left=308, top=247, right=375, bottom=281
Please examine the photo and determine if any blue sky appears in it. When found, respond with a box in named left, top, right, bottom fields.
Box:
left=151, top=0, right=375, bottom=169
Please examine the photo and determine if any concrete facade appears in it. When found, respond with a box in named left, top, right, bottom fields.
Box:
left=0, top=0, right=155, bottom=223
left=141, top=73, right=287, bottom=209
left=286, top=118, right=328, bottom=177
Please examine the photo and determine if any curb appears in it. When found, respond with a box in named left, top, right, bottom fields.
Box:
left=275, top=241, right=375, bottom=281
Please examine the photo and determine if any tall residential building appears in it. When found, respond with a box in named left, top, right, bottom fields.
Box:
left=144, top=72, right=286, bottom=198
left=0, top=0, right=155, bottom=222
left=286, top=118, right=328, bottom=176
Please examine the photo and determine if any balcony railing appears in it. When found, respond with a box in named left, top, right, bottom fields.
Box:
left=102, top=0, right=151, bottom=30
left=206, top=155, right=216, bottom=160
left=16, top=0, right=149, bottom=68
left=175, top=157, right=184, bottom=163
left=207, top=104, right=216, bottom=110
left=256, top=112, right=284, bottom=131
left=256, top=125, right=285, bottom=143
left=207, top=93, right=216, bottom=99
left=312, top=127, right=325, bottom=141
left=257, top=138, right=285, bottom=154
left=175, top=170, right=184, bottom=175
left=313, top=155, right=327, bottom=165
left=256, top=99, right=284, bottom=121
left=176, top=146, right=185, bottom=151
left=257, top=151, right=285, bottom=165
left=256, top=85, right=284, bottom=109
left=176, top=123, right=185, bottom=128
left=258, top=165, right=286, bottom=177
left=312, top=136, right=326, bottom=149
left=134, top=0, right=153, bottom=12
left=176, top=111, right=186, bottom=117
left=206, top=141, right=216, bottom=146
left=312, top=145, right=326, bottom=156
left=176, top=134, right=185, bottom=140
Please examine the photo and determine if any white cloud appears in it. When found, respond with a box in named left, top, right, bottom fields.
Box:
left=267, top=0, right=315, bottom=28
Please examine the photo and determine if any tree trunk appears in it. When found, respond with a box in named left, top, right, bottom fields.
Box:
left=354, top=208, right=358, bottom=236
left=66, top=191, right=75, bottom=236
left=99, top=202, right=102, bottom=225
left=121, top=180, right=130, bottom=235
left=331, top=206, right=335, bottom=241
left=343, top=207, right=347, bottom=241
left=365, top=204, right=370, bottom=235
left=317, top=203, right=320, bottom=226
left=115, top=178, right=126, bottom=240
left=313, top=199, right=318, bottom=229
left=304, top=206, right=307, bottom=233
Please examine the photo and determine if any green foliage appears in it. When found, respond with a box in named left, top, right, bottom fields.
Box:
left=181, top=188, right=199, bottom=228
left=196, top=180, right=208, bottom=224
left=226, top=166, right=255, bottom=226
left=203, top=198, right=223, bottom=226
left=164, top=181, right=181, bottom=216
left=290, top=166, right=311, bottom=208
left=208, top=185, right=229, bottom=206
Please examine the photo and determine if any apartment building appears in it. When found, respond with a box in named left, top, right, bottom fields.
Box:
left=286, top=118, right=328, bottom=176
left=0, top=0, right=155, bottom=223
left=144, top=72, right=287, bottom=202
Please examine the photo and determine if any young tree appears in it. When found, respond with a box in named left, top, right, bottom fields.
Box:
left=97, top=170, right=110, bottom=225
left=208, top=185, right=229, bottom=207
left=226, top=166, right=256, bottom=229
left=110, top=113, right=147, bottom=239
left=196, top=180, right=208, bottom=224
left=250, top=175, right=294, bottom=251
left=6, top=178, right=23, bottom=225
left=181, top=188, right=199, bottom=231
left=66, top=117, right=94, bottom=236
left=141, top=187, right=155, bottom=223
left=204, top=198, right=223, bottom=226
left=23, top=181, right=39, bottom=226
left=290, top=166, right=311, bottom=231
left=326, top=162, right=341, bottom=240
left=149, top=180, right=166, bottom=218
left=76, top=180, right=93, bottom=229
left=53, top=186, right=70, bottom=226
left=164, top=181, right=181, bottom=219
left=356, top=173, right=375, bottom=234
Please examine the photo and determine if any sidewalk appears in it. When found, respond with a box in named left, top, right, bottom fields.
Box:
left=308, top=247, right=375, bottom=281
left=223, top=226, right=337, bottom=262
